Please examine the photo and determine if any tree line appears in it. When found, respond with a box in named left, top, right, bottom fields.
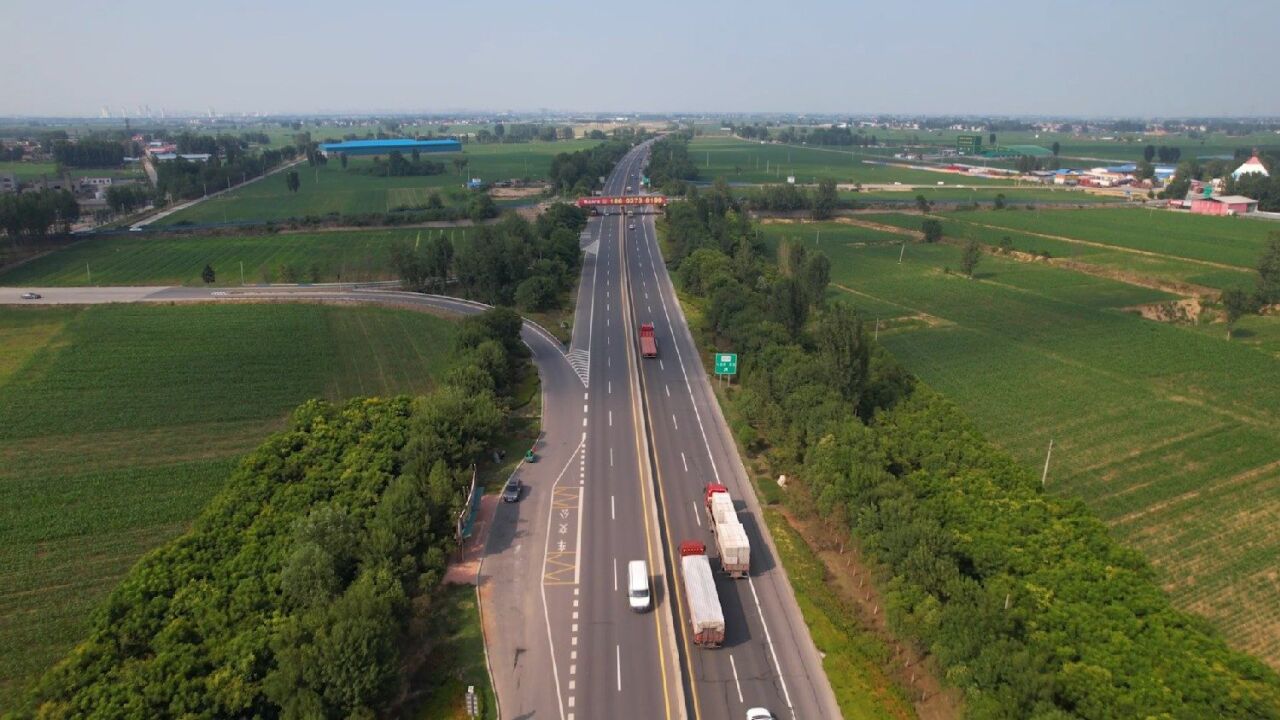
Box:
left=348, top=150, right=446, bottom=177
left=0, top=189, right=80, bottom=238
left=659, top=183, right=1280, bottom=718
left=14, top=308, right=529, bottom=719
left=51, top=138, right=128, bottom=168
left=154, top=143, right=296, bottom=203
left=1221, top=232, right=1280, bottom=338
left=548, top=137, right=643, bottom=195
left=645, top=133, right=699, bottom=193
left=392, top=203, right=587, bottom=312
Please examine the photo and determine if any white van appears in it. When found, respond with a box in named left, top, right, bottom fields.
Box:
left=627, top=560, right=651, bottom=612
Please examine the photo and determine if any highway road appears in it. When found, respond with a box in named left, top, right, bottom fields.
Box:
left=620, top=156, right=842, bottom=718
left=1, top=140, right=840, bottom=719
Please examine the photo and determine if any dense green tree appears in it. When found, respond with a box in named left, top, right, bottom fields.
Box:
left=201, top=264, right=216, bottom=284
left=286, top=170, right=300, bottom=193
left=921, top=219, right=942, bottom=243
left=1221, top=288, right=1255, bottom=340
left=960, top=239, right=982, bottom=278
left=1257, top=232, right=1280, bottom=303
left=1051, top=141, right=1060, bottom=156
left=915, top=194, right=930, bottom=214
left=813, top=177, right=838, bottom=220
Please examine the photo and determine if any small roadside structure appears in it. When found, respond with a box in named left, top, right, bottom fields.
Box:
left=1190, top=194, right=1258, bottom=216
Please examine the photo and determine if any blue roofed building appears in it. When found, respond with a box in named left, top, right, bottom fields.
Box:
left=319, top=138, right=462, bottom=157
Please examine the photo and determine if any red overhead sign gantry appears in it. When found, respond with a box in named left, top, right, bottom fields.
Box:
left=575, top=195, right=668, bottom=208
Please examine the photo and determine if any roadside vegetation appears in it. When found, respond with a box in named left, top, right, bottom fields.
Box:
left=0, top=303, right=464, bottom=710
left=659, top=170, right=1280, bottom=717
left=391, top=204, right=588, bottom=315
left=10, top=307, right=528, bottom=718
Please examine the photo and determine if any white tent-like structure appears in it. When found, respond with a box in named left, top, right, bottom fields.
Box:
left=1232, top=154, right=1270, bottom=179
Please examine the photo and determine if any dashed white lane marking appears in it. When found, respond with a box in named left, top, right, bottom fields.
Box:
left=609, top=410, right=613, bottom=427
left=610, top=448, right=614, bottom=467
left=613, top=557, right=618, bottom=591
left=681, top=452, right=688, bottom=472
left=694, top=501, right=702, bottom=527
left=583, top=417, right=588, bottom=427
left=583, top=404, right=588, bottom=413
left=647, top=305, right=652, bottom=313
left=659, top=360, right=664, bottom=370
left=616, top=645, right=623, bottom=692
left=729, top=654, right=744, bottom=703
left=672, top=414, right=678, bottom=430
left=611, top=495, right=616, bottom=520
left=608, top=380, right=612, bottom=394
left=665, top=384, right=670, bottom=397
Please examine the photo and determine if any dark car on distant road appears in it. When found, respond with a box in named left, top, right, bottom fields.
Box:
left=20, top=292, right=41, bottom=300
left=502, top=477, right=523, bottom=503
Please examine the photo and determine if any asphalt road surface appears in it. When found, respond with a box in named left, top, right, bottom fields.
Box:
left=1, top=141, right=840, bottom=719
left=621, top=158, right=841, bottom=719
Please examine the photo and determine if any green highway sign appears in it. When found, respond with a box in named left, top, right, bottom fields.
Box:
left=714, top=353, right=738, bottom=375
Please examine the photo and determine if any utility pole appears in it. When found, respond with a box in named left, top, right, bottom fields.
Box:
left=898, top=242, right=906, bottom=263
left=239, top=261, right=244, bottom=285
left=1041, top=439, right=1054, bottom=487
left=86, top=263, right=91, bottom=283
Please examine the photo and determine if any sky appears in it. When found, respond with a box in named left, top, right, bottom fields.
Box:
left=2, top=0, right=1277, bottom=118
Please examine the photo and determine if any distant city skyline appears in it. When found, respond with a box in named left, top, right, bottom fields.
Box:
left=3, top=0, right=1277, bottom=118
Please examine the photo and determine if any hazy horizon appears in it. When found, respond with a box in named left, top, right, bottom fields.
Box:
left=3, top=0, right=1276, bottom=118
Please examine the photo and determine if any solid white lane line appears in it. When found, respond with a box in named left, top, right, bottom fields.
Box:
left=681, top=452, right=688, bottom=472
left=729, top=654, right=744, bottom=704
left=616, top=645, right=623, bottom=692
left=694, top=501, right=702, bottom=527
left=749, top=577, right=795, bottom=710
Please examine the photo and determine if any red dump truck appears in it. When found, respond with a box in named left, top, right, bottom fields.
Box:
left=679, top=541, right=725, bottom=648
left=638, top=322, right=658, bottom=358
left=704, top=484, right=751, bottom=578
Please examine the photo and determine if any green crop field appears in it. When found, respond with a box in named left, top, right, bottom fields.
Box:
left=689, top=136, right=1009, bottom=187
left=156, top=139, right=598, bottom=226
left=0, top=302, right=460, bottom=709
left=767, top=126, right=1280, bottom=164
left=844, top=186, right=1124, bottom=205
left=857, top=211, right=1257, bottom=291
left=0, top=227, right=490, bottom=287
left=939, top=207, right=1279, bottom=270
left=0, top=161, right=146, bottom=182
left=761, top=222, right=1280, bottom=667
